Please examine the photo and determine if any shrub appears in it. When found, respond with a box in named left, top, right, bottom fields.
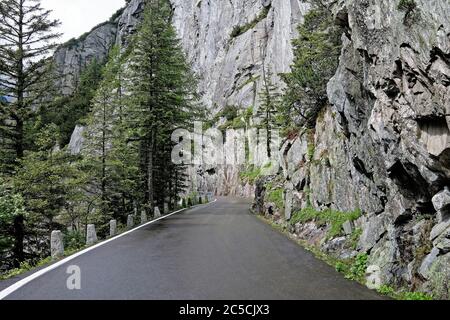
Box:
left=64, top=230, right=85, bottom=250
left=345, top=253, right=368, bottom=282
left=267, top=189, right=284, bottom=210
left=239, top=166, right=262, bottom=184
left=335, top=261, right=348, bottom=273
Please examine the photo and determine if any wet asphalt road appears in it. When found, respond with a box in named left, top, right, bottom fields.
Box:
left=3, top=197, right=382, bottom=300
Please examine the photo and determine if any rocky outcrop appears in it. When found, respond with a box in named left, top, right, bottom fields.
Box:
left=54, top=22, right=117, bottom=95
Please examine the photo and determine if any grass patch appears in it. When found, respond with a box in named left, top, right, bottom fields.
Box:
left=290, top=207, right=362, bottom=239
left=378, top=285, right=433, bottom=300
left=0, top=256, right=52, bottom=281
left=239, top=166, right=262, bottom=184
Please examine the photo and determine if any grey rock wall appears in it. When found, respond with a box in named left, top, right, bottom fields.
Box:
left=53, top=22, right=117, bottom=95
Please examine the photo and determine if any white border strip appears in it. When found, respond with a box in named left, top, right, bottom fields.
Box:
left=0, top=200, right=217, bottom=300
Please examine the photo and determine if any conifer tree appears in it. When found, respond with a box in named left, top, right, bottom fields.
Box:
left=0, top=0, right=60, bottom=264
left=13, top=125, right=83, bottom=263
left=83, top=46, right=139, bottom=225
left=281, top=0, right=341, bottom=129
left=124, top=0, right=200, bottom=214
left=256, top=67, right=282, bottom=158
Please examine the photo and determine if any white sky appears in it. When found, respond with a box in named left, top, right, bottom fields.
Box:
left=40, top=0, right=126, bottom=43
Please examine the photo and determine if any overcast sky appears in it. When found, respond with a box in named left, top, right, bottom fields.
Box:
left=41, top=0, right=126, bottom=43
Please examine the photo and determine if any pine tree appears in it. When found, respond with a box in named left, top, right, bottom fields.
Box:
left=13, top=125, right=83, bottom=263
left=281, top=0, right=342, bottom=129
left=124, top=0, right=200, bottom=214
left=0, top=178, right=27, bottom=269
left=83, top=46, right=139, bottom=227
left=256, top=67, right=282, bottom=158
left=0, top=0, right=60, bottom=264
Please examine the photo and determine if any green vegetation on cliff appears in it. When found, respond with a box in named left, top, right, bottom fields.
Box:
left=281, top=0, right=342, bottom=130
left=290, top=207, right=362, bottom=239
left=230, top=6, right=270, bottom=38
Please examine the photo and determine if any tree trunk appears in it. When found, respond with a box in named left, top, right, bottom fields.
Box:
left=147, top=132, right=155, bottom=216
left=13, top=215, right=25, bottom=266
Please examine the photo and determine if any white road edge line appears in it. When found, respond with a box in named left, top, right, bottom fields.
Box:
left=0, top=199, right=217, bottom=300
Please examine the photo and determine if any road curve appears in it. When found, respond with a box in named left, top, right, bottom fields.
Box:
left=2, top=197, right=382, bottom=300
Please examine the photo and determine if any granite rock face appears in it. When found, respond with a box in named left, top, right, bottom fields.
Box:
left=53, top=22, right=117, bottom=95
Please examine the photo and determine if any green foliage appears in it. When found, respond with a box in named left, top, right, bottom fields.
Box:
left=81, top=46, right=139, bottom=225
left=14, top=125, right=84, bottom=227
left=124, top=0, right=201, bottom=212
left=256, top=69, right=283, bottom=156
left=230, top=7, right=270, bottom=38
left=377, top=285, right=396, bottom=296
left=281, top=0, right=342, bottom=129
left=182, top=198, right=187, bottom=208
left=267, top=188, right=284, bottom=209
left=335, top=261, right=348, bottom=273
left=0, top=261, right=32, bottom=280
left=0, top=182, right=27, bottom=257
left=307, top=142, right=315, bottom=161
left=39, top=59, right=105, bottom=146
left=378, top=285, right=433, bottom=300
left=0, top=0, right=62, bottom=177
left=290, top=207, right=362, bottom=239
left=239, top=166, right=262, bottom=184
left=187, top=198, right=193, bottom=207
left=212, top=105, right=255, bottom=131
left=64, top=230, right=85, bottom=250
left=237, top=75, right=260, bottom=91
left=347, top=228, right=362, bottom=250
left=345, top=253, right=368, bottom=282
left=399, top=291, right=433, bottom=301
